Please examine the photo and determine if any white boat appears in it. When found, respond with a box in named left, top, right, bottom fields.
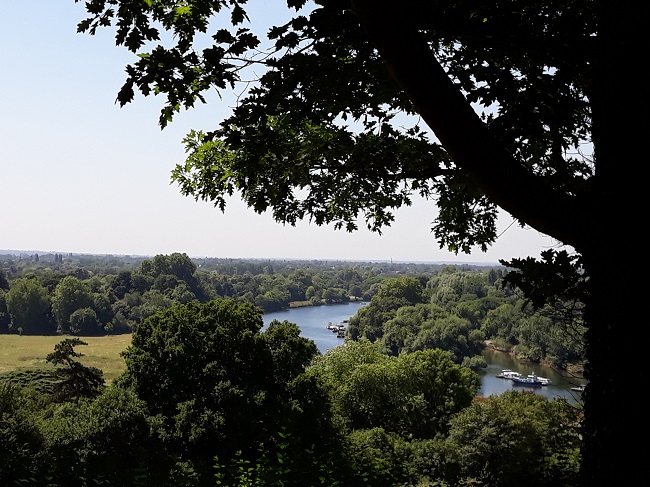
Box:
left=496, top=369, right=522, bottom=380
left=511, top=373, right=545, bottom=387
left=496, top=369, right=551, bottom=385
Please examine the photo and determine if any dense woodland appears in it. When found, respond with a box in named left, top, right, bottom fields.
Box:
left=0, top=251, right=586, bottom=485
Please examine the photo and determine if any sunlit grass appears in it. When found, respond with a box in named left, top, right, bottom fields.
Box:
left=0, top=334, right=132, bottom=384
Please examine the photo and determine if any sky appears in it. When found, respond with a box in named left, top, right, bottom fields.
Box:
left=0, top=2, right=563, bottom=264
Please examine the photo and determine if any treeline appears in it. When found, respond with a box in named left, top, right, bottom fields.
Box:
left=0, top=252, right=585, bottom=370
left=0, top=252, right=410, bottom=335
left=1, top=297, right=583, bottom=486
left=348, top=272, right=585, bottom=371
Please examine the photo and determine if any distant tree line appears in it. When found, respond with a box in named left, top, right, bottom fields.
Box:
left=0, top=252, right=585, bottom=370
left=0, top=252, right=394, bottom=335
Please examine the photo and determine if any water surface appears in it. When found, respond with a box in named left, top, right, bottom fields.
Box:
left=263, top=301, right=368, bottom=354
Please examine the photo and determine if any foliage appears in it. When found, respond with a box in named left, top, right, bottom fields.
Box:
left=0, top=255, right=585, bottom=378
left=443, top=391, right=581, bottom=486
left=0, top=290, right=9, bottom=334
left=0, top=257, right=588, bottom=485
left=347, top=276, right=426, bottom=341
left=380, top=302, right=486, bottom=362
left=3, top=252, right=458, bottom=332
left=116, top=298, right=331, bottom=484
left=0, top=381, right=45, bottom=485
left=0, top=301, right=585, bottom=487
left=0, top=368, right=60, bottom=395
left=212, top=427, right=397, bottom=487
left=309, top=341, right=479, bottom=439
left=51, top=276, right=95, bottom=334
left=5, top=277, right=53, bottom=334
left=46, top=338, right=105, bottom=402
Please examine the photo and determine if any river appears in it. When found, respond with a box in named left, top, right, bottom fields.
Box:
left=263, top=301, right=369, bottom=354
left=263, top=302, right=586, bottom=404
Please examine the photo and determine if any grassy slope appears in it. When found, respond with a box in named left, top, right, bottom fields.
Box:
left=0, top=334, right=131, bottom=384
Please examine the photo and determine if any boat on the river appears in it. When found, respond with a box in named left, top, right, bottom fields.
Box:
left=496, top=369, right=522, bottom=380
left=326, top=322, right=347, bottom=337
left=570, top=384, right=586, bottom=393
left=511, top=373, right=545, bottom=387
left=496, top=369, right=551, bottom=385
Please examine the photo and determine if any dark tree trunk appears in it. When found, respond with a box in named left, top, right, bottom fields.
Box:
left=581, top=1, right=648, bottom=484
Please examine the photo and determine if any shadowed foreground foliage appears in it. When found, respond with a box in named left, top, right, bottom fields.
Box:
left=2, top=298, right=581, bottom=486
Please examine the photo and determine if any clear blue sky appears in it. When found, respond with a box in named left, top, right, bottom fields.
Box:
left=0, top=1, right=562, bottom=263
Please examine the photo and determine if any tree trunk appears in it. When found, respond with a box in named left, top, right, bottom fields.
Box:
left=581, top=1, right=648, bottom=484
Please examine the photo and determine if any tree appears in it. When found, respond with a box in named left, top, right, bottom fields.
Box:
left=51, top=276, right=94, bottom=334
left=5, top=277, right=53, bottom=334
left=348, top=276, right=425, bottom=341
left=0, top=291, right=10, bottom=334
left=77, top=0, right=647, bottom=482
left=39, top=386, right=181, bottom=487
left=69, top=307, right=101, bottom=335
left=0, top=381, right=45, bottom=485
left=308, top=342, right=478, bottom=439
left=140, top=253, right=197, bottom=282
left=444, top=391, right=581, bottom=486
left=46, top=338, right=105, bottom=402
left=116, top=299, right=327, bottom=483
left=0, top=271, right=9, bottom=291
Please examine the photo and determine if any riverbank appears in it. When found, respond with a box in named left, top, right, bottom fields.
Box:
left=484, top=340, right=585, bottom=378
left=288, top=296, right=366, bottom=309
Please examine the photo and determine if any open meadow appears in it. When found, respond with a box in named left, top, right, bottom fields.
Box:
left=0, top=334, right=132, bottom=383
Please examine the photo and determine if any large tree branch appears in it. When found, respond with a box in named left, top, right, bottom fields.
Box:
left=350, top=0, right=588, bottom=249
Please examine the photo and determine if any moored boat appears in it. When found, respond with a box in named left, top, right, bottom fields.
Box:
left=496, top=369, right=522, bottom=380
left=511, top=373, right=545, bottom=387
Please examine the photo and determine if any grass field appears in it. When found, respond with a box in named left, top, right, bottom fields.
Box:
left=0, top=334, right=132, bottom=383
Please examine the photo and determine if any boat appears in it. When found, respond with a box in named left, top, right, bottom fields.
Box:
left=496, top=369, right=551, bottom=385
left=326, top=322, right=347, bottom=336
left=496, top=369, right=522, bottom=380
left=570, top=384, right=586, bottom=393
left=511, top=373, right=545, bottom=387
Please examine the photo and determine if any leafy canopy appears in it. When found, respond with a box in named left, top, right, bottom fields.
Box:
left=76, top=0, right=593, bottom=255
